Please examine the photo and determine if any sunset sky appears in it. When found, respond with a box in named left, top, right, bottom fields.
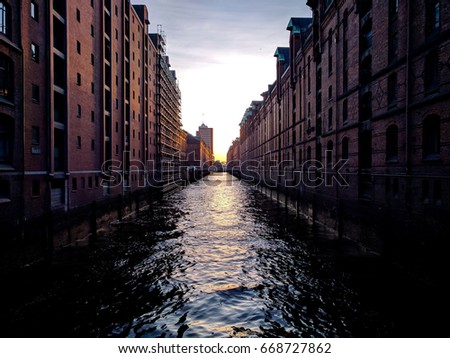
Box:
left=143, top=0, right=311, bottom=162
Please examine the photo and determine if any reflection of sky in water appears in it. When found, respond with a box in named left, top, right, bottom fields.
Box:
left=113, top=173, right=363, bottom=338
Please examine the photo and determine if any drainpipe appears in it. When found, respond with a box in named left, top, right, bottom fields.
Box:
left=405, top=0, right=411, bottom=174
left=334, top=3, right=341, bottom=229
left=335, top=4, right=340, bottom=188
left=20, top=0, right=25, bottom=237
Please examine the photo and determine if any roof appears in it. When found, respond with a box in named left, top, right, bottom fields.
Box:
left=274, top=47, right=290, bottom=63
left=286, top=17, right=312, bottom=34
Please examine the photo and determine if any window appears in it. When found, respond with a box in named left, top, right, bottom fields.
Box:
left=343, top=10, right=348, bottom=90
left=423, top=115, right=440, bottom=160
left=76, top=72, right=81, bottom=85
left=386, top=125, right=398, bottom=162
left=32, top=126, right=40, bottom=145
left=393, top=177, right=399, bottom=198
left=342, top=137, right=349, bottom=160
left=361, top=91, right=372, bottom=120
left=88, top=177, right=93, bottom=189
left=0, top=53, right=14, bottom=101
left=388, top=73, right=397, bottom=107
left=433, top=180, right=442, bottom=205
left=342, top=99, right=348, bottom=124
left=422, top=180, right=429, bottom=203
left=76, top=8, right=81, bottom=22
left=389, top=0, right=398, bottom=17
left=32, top=84, right=40, bottom=103
left=328, top=29, right=333, bottom=76
left=317, top=68, right=322, bottom=91
left=91, top=111, right=95, bottom=123
left=307, top=56, right=311, bottom=93
left=72, top=178, right=77, bottom=191
left=326, top=141, right=333, bottom=166
left=76, top=136, right=81, bottom=149
left=0, top=178, right=9, bottom=200
left=424, top=50, right=439, bottom=92
left=0, top=115, right=12, bottom=164
left=91, top=25, right=94, bottom=37
left=328, top=107, right=333, bottom=129
left=77, top=104, right=81, bottom=117
left=388, top=32, right=398, bottom=63
left=426, top=0, right=440, bottom=36
left=90, top=0, right=94, bottom=7
left=360, top=131, right=372, bottom=169
left=77, top=40, right=81, bottom=54
left=328, top=85, right=332, bottom=100
left=32, top=180, right=40, bottom=197
left=31, top=43, right=39, bottom=62
left=31, top=1, right=39, bottom=21
left=91, top=53, right=94, bottom=65
left=91, top=139, right=95, bottom=151
left=81, top=177, right=85, bottom=189
left=0, top=1, right=10, bottom=37
left=91, top=82, right=94, bottom=94
left=316, top=142, right=322, bottom=164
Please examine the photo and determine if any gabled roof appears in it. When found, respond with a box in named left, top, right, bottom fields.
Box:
left=286, top=17, right=312, bottom=34
left=274, top=47, right=290, bottom=62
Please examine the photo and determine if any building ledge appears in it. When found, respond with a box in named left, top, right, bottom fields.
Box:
left=0, top=164, right=15, bottom=171
left=0, top=35, right=22, bottom=53
left=0, top=97, right=15, bottom=108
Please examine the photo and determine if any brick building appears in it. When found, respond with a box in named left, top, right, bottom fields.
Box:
left=226, top=137, right=240, bottom=169
left=196, top=123, right=214, bottom=157
left=0, top=1, right=182, bottom=248
left=150, top=30, right=183, bottom=184
left=186, top=134, right=214, bottom=169
left=236, top=0, right=450, bottom=265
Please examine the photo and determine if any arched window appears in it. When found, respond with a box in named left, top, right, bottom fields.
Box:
left=423, top=115, right=440, bottom=160
left=342, top=137, right=349, bottom=160
left=0, top=115, right=13, bottom=164
left=386, top=125, right=398, bottom=161
left=0, top=53, right=13, bottom=101
left=0, top=2, right=10, bottom=37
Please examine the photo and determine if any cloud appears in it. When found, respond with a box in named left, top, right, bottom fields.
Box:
left=140, top=0, right=311, bottom=160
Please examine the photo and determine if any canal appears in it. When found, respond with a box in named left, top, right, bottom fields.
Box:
left=1, top=173, right=447, bottom=337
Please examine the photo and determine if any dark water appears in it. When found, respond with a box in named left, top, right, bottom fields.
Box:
left=1, top=173, right=448, bottom=337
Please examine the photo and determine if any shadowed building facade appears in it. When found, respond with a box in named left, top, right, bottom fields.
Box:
left=235, top=0, right=450, bottom=267
left=0, top=0, right=182, bottom=252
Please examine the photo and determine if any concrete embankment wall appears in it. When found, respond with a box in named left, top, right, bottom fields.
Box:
left=231, top=170, right=450, bottom=280
left=1, top=169, right=214, bottom=274
left=1, top=177, right=198, bottom=274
